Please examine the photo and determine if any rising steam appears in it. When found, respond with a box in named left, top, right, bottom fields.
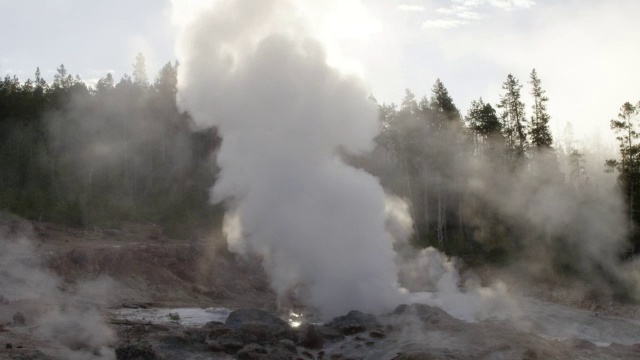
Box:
left=174, top=0, right=402, bottom=319
left=173, top=0, right=517, bottom=320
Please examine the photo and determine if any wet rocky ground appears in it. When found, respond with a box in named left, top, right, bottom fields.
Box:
left=1, top=218, right=640, bottom=359
left=105, top=304, right=640, bottom=360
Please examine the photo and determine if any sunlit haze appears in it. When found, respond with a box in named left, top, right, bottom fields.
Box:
left=3, top=1, right=640, bottom=142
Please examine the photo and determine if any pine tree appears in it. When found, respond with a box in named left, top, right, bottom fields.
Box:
left=154, top=62, right=178, bottom=97
left=498, top=74, right=527, bottom=159
left=132, top=53, right=149, bottom=88
left=466, top=98, right=501, bottom=141
left=53, top=64, right=70, bottom=89
left=430, top=78, right=461, bottom=123
left=95, top=73, right=115, bottom=95
left=528, top=69, right=553, bottom=148
left=606, top=101, right=640, bottom=252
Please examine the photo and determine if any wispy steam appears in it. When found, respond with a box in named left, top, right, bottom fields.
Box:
left=0, top=215, right=115, bottom=359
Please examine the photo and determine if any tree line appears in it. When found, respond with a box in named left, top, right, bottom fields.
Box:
left=0, top=55, right=221, bottom=237
left=359, top=69, right=637, bottom=269
left=1, top=58, right=637, bottom=264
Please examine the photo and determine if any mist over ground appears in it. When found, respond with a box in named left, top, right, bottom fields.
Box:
left=0, top=214, right=116, bottom=359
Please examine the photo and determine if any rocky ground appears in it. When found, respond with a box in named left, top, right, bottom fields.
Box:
left=1, top=217, right=640, bottom=359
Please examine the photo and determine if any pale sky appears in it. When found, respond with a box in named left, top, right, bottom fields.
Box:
left=2, top=0, right=640, bottom=146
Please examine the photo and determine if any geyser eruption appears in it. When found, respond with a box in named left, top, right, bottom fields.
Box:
left=174, top=0, right=403, bottom=318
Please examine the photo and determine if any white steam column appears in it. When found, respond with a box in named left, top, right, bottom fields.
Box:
left=173, top=0, right=403, bottom=319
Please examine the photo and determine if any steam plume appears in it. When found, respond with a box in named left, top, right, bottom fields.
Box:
left=175, top=0, right=402, bottom=318
left=174, top=0, right=518, bottom=320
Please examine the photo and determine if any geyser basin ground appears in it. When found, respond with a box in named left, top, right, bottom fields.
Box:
left=100, top=300, right=640, bottom=359
left=2, top=222, right=640, bottom=359
left=106, top=298, right=640, bottom=347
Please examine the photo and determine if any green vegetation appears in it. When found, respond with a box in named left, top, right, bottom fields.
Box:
left=0, top=55, right=222, bottom=238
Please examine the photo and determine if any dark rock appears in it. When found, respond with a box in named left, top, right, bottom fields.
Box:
left=328, top=311, right=379, bottom=335
left=226, top=309, right=289, bottom=329
left=301, top=350, right=315, bottom=359
left=184, top=328, right=209, bottom=343
left=104, top=228, right=122, bottom=237
left=13, top=311, right=26, bottom=326
left=316, top=326, right=343, bottom=341
left=522, top=348, right=538, bottom=360
left=277, top=339, right=297, bottom=353
left=0, top=294, right=9, bottom=305
left=269, top=345, right=297, bottom=359
left=175, top=246, right=193, bottom=262
left=122, top=302, right=149, bottom=309
left=158, top=334, right=190, bottom=350
left=391, top=352, right=439, bottom=360
left=214, top=330, right=245, bottom=353
left=239, top=322, right=274, bottom=343
left=5, top=349, right=51, bottom=360
left=203, top=321, right=226, bottom=329
left=204, top=321, right=232, bottom=339
left=115, top=344, right=158, bottom=360
left=369, top=330, right=385, bottom=339
left=5, top=343, right=12, bottom=349
left=566, top=338, right=597, bottom=350
left=237, top=343, right=268, bottom=360
left=300, top=324, right=324, bottom=349
left=69, top=250, right=88, bottom=265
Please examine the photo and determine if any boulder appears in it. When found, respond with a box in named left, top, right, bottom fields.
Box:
left=276, top=339, right=297, bottom=353
left=211, top=330, right=245, bottom=353
left=239, top=322, right=274, bottom=343
left=13, top=311, right=26, bottom=326
left=299, top=324, right=324, bottom=349
left=328, top=310, right=380, bottom=335
left=237, top=343, right=268, bottom=360
left=203, top=321, right=232, bottom=339
left=184, top=327, right=209, bottom=343
left=225, top=309, right=289, bottom=329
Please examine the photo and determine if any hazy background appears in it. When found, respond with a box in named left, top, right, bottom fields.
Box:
left=3, top=0, right=640, bottom=143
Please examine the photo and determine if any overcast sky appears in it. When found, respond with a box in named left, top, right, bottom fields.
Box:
left=2, top=0, right=640, bottom=145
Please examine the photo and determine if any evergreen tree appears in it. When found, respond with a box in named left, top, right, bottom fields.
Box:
left=568, top=149, right=588, bottom=187
left=498, top=74, right=527, bottom=159
left=606, top=101, right=640, bottom=252
left=154, top=61, right=178, bottom=97
left=430, top=78, right=461, bottom=123
left=466, top=98, right=501, bottom=142
left=53, top=64, right=70, bottom=89
left=528, top=69, right=553, bottom=148
left=132, top=53, right=149, bottom=88
left=95, top=73, right=115, bottom=95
